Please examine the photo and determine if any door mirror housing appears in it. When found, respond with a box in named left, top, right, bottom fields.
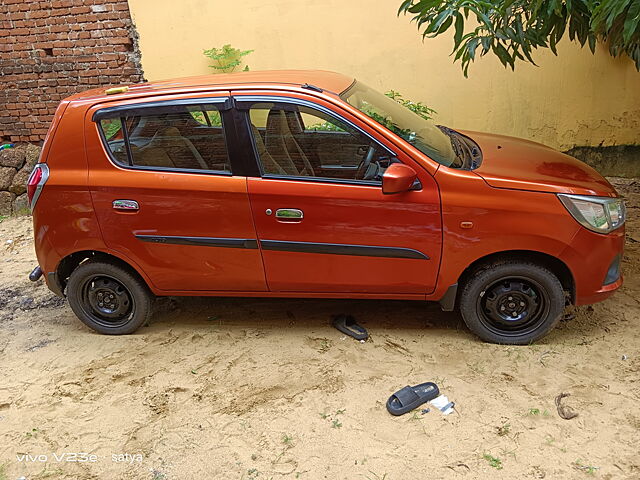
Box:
left=382, top=163, right=418, bottom=194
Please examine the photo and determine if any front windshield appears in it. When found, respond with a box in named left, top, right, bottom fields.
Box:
left=341, top=81, right=461, bottom=168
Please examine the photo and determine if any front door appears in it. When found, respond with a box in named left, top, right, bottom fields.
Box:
left=238, top=95, right=442, bottom=294
left=86, top=95, right=267, bottom=292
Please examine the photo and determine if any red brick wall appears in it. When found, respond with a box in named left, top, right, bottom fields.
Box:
left=0, top=0, right=145, bottom=143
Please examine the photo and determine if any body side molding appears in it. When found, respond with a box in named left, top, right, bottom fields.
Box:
left=136, top=235, right=258, bottom=249
left=260, top=239, right=429, bottom=260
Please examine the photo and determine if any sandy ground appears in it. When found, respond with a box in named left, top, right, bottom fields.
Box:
left=0, top=178, right=638, bottom=480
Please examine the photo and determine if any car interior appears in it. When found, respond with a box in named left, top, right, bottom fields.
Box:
left=101, top=104, right=396, bottom=181
left=248, top=104, right=395, bottom=181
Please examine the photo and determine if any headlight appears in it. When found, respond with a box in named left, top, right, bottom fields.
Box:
left=558, top=194, right=626, bottom=234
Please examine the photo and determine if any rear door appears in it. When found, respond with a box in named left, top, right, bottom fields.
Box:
left=85, top=93, right=267, bottom=292
left=236, top=93, right=442, bottom=295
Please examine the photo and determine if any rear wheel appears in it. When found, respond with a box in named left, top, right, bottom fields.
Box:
left=66, top=261, right=152, bottom=335
left=459, top=261, right=565, bottom=344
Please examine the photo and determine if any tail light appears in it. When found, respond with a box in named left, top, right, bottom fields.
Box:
left=27, top=163, right=49, bottom=211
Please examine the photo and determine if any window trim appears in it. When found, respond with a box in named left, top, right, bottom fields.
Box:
left=94, top=97, right=234, bottom=177
left=236, top=95, right=397, bottom=186
left=92, top=97, right=233, bottom=121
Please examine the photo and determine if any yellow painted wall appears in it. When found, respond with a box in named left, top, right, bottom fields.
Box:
left=127, top=0, right=640, bottom=150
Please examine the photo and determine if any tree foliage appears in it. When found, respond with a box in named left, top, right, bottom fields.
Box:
left=203, top=44, right=253, bottom=73
left=398, top=0, right=640, bottom=75
left=386, top=90, right=437, bottom=120
left=306, top=91, right=435, bottom=132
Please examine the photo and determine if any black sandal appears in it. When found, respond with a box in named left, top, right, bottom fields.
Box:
left=332, top=314, right=368, bottom=340
left=386, top=382, right=440, bottom=416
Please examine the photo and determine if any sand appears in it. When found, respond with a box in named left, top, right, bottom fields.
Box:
left=0, top=177, right=638, bottom=480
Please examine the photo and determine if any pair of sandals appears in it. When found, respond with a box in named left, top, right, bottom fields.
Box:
left=331, top=315, right=440, bottom=416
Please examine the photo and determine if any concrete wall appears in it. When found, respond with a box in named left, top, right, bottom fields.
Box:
left=127, top=0, right=640, bottom=151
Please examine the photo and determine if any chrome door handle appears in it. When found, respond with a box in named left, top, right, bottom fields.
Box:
left=275, top=208, right=303, bottom=221
left=113, top=199, right=139, bottom=211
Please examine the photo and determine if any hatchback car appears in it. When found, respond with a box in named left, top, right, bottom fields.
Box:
left=27, top=70, right=625, bottom=344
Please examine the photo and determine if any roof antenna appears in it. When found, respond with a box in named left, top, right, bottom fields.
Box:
left=301, top=83, right=323, bottom=92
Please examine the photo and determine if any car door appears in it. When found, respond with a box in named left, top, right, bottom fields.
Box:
left=235, top=93, right=442, bottom=295
left=85, top=94, right=267, bottom=292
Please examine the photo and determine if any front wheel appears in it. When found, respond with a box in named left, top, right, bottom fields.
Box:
left=459, top=261, right=565, bottom=345
left=66, top=261, right=153, bottom=335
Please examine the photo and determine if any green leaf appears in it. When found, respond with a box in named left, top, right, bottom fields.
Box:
left=492, top=42, right=513, bottom=67
left=550, top=30, right=558, bottom=54
left=398, top=0, right=414, bottom=15
left=480, top=36, right=491, bottom=54
left=437, top=15, right=454, bottom=34
left=521, top=42, right=537, bottom=64
left=623, top=1, right=640, bottom=44
left=453, top=12, right=465, bottom=50
left=425, top=9, right=453, bottom=35
left=588, top=33, right=597, bottom=52
left=467, top=36, right=480, bottom=61
left=408, top=0, right=439, bottom=14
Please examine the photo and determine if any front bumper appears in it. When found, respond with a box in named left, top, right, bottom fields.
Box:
left=559, top=225, right=625, bottom=306
left=579, top=275, right=623, bottom=305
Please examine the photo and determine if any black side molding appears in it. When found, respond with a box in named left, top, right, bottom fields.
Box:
left=134, top=235, right=429, bottom=260
left=136, top=235, right=258, bottom=249
left=260, top=240, right=429, bottom=260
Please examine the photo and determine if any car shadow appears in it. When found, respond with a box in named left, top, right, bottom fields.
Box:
left=147, top=296, right=467, bottom=337
left=138, top=295, right=612, bottom=346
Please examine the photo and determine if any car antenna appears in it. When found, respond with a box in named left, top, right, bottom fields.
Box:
left=301, top=83, right=323, bottom=92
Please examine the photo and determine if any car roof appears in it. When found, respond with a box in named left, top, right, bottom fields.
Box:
left=66, top=70, right=355, bottom=102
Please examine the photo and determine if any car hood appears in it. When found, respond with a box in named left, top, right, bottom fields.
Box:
left=460, top=130, right=617, bottom=197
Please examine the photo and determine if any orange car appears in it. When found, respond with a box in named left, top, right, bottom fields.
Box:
left=27, top=70, right=625, bottom=344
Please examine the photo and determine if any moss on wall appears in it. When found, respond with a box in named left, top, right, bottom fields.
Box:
left=565, top=145, right=640, bottom=178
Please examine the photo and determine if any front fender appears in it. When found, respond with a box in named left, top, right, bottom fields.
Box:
left=430, top=167, right=580, bottom=301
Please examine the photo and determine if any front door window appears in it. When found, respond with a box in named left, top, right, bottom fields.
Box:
left=247, top=102, right=396, bottom=183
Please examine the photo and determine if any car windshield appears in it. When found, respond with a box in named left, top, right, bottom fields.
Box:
left=341, top=81, right=461, bottom=168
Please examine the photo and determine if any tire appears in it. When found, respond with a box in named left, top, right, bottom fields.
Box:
left=459, top=261, right=565, bottom=345
left=66, top=260, right=152, bottom=335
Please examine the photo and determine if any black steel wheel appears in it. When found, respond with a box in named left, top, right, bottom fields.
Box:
left=459, top=261, right=565, bottom=344
left=80, top=275, right=134, bottom=329
left=67, top=261, right=152, bottom=334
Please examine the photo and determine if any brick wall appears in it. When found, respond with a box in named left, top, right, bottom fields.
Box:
left=0, top=0, right=145, bottom=143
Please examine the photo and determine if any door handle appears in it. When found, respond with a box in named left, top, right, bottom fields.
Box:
left=112, top=199, right=139, bottom=211
left=275, top=208, right=303, bottom=221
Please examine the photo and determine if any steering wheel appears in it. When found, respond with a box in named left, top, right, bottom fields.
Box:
left=356, top=144, right=376, bottom=179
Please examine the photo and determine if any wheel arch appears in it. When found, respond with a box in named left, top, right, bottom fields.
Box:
left=448, top=250, right=575, bottom=310
left=55, top=250, right=154, bottom=295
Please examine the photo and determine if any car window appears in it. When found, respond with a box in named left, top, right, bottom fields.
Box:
left=247, top=102, right=395, bottom=183
left=98, top=104, right=230, bottom=173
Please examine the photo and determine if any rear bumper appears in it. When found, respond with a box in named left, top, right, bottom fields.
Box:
left=559, top=225, right=625, bottom=306
left=45, top=271, right=65, bottom=297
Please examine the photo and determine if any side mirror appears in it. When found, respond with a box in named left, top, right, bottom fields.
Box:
left=382, top=163, right=418, bottom=194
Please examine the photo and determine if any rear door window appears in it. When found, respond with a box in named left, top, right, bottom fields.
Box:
left=97, top=102, right=231, bottom=174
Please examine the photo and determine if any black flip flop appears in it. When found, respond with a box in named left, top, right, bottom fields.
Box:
left=332, top=314, right=368, bottom=340
left=386, top=382, right=440, bottom=416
